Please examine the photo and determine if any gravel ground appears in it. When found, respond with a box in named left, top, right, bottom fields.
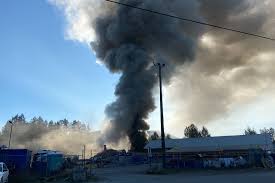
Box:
left=94, top=165, right=275, bottom=183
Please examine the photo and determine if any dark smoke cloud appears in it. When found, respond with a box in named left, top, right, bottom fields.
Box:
left=51, top=0, right=275, bottom=140
left=91, top=0, right=202, bottom=150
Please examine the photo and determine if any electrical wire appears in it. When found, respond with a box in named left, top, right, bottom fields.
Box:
left=105, top=0, right=275, bottom=41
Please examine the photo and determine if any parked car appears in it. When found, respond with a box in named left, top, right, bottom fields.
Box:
left=0, top=162, right=9, bottom=183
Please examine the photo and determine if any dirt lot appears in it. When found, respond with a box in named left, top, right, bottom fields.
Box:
left=9, top=165, right=275, bottom=183
left=94, top=165, right=275, bottom=183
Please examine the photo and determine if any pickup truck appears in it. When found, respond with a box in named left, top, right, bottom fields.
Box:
left=0, top=162, right=9, bottom=183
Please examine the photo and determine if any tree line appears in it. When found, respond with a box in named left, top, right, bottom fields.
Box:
left=1, top=114, right=90, bottom=131
left=0, top=114, right=91, bottom=149
left=0, top=114, right=99, bottom=154
left=2, top=114, right=274, bottom=152
left=149, top=124, right=275, bottom=141
left=244, top=126, right=275, bottom=140
left=149, top=123, right=211, bottom=140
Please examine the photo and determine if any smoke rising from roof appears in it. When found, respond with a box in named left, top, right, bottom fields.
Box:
left=50, top=0, right=275, bottom=142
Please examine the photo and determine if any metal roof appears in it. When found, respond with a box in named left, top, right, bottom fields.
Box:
left=145, top=134, right=273, bottom=152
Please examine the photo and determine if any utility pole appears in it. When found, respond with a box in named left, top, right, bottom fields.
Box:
left=8, top=120, right=13, bottom=149
left=83, top=145, right=86, bottom=168
left=156, top=62, right=166, bottom=169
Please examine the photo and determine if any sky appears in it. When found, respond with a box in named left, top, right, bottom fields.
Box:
left=1, top=0, right=275, bottom=137
left=0, top=0, right=118, bottom=129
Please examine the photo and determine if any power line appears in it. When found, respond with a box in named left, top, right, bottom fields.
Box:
left=105, top=0, right=275, bottom=41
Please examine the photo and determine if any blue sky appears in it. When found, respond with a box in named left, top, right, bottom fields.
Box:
left=0, top=0, right=118, bottom=128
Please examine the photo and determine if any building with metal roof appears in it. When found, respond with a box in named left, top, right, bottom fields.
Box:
left=145, top=134, right=273, bottom=153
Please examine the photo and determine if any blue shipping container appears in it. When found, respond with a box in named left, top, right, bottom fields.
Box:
left=0, top=149, right=32, bottom=174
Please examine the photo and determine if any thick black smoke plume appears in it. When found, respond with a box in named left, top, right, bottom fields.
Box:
left=91, top=0, right=201, bottom=151
left=51, top=0, right=275, bottom=143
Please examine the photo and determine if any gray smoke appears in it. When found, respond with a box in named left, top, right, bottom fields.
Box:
left=166, top=0, right=275, bottom=132
left=91, top=0, right=203, bottom=150
left=50, top=0, right=275, bottom=140
left=0, top=115, right=100, bottom=155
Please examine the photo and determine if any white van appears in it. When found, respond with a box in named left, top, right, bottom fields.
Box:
left=0, top=163, right=9, bottom=183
